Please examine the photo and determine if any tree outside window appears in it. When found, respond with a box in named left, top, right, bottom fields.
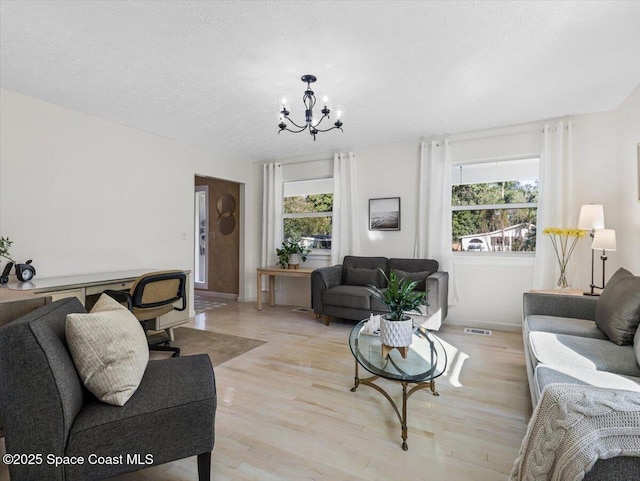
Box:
left=451, top=159, right=539, bottom=252
left=283, top=186, right=333, bottom=251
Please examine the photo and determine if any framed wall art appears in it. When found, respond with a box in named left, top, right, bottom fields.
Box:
left=369, top=197, right=400, bottom=231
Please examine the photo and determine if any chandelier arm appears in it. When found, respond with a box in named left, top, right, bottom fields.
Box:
left=312, top=116, right=342, bottom=133
left=312, top=125, right=340, bottom=133
left=283, top=117, right=308, bottom=130
left=311, top=113, right=331, bottom=130
left=280, top=123, right=309, bottom=134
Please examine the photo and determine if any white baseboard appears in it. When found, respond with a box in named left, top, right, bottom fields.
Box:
left=194, top=290, right=238, bottom=300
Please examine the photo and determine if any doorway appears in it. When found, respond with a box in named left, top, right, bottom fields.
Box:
left=194, top=175, right=240, bottom=298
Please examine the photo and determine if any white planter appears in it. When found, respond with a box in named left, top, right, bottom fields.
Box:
left=287, top=253, right=301, bottom=268
left=380, top=315, right=414, bottom=347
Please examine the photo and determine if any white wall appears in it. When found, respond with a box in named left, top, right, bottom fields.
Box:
left=0, top=88, right=255, bottom=308
left=615, top=85, right=640, bottom=275
left=570, top=109, right=621, bottom=289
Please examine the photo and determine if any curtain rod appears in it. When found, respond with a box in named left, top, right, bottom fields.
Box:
left=279, top=157, right=333, bottom=166
left=425, top=119, right=572, bottom=144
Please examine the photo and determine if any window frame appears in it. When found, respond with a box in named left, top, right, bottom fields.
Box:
left=282, top=179, right=333, bottom=257
left=451, top=158, right=539, bottom=255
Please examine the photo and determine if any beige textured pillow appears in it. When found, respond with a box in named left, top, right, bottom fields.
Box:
left=66, top=293, right=149, bottom=406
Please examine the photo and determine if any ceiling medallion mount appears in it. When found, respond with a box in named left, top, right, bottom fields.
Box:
left=278, top=74, right=344, bottom=141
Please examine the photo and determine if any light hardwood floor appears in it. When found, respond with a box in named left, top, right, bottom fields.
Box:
left=1, top=302, right=531, bottom=481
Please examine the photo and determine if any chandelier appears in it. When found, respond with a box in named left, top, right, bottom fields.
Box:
left=278, top=74, right=344, bottom=141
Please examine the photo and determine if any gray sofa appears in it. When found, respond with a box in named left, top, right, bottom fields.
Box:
left=522, top=267, right=640, bottom=480
left=311, top=255, right=448, bottom=326
left=0, top=298, right=216, bottom=481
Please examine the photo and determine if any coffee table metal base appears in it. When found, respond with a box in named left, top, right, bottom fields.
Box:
left=350, top=360, right=439, bottom=450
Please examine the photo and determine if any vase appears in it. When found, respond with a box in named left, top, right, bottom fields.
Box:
left=380, top=315, right=414, bottom=348
left=557, top=262, right=569, bottom=288
left=287, top=253, right=301, bottom=269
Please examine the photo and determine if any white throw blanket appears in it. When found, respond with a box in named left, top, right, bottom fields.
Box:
left=510, top=383, right=640, bottom=481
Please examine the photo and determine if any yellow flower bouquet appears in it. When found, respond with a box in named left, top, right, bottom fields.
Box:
left=543, top=227, right=586, bottom=287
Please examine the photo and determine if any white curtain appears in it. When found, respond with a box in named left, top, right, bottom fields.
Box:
left=415, top=139, right=459, bottom=305
left=261, top=163, right=283, bottom=274
left=414, top=141, right=429, bottom=258
left=331, top=152, right=361, bottom=265
left=532, top=120, right=574, bottom=289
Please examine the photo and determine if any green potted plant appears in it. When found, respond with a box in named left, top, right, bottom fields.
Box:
left=369, top=270, right=428, bottom=356
left=276, top=240, right=311, bottom=269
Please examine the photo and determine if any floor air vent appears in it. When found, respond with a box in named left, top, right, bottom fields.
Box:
left=292, top=307, right=312, bottom=313
left=464, top=327, right=493, bottom=336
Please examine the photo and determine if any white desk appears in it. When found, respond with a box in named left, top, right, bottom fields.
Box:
left=3, top=269, right=190, bottom=332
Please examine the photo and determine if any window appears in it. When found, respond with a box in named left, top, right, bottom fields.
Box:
left=451, top=158, right=539, bottom=253
left=283, top=178, right=333, bottom=253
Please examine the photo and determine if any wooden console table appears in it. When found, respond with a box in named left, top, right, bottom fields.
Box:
left=256, top=266, right=314, bottom=310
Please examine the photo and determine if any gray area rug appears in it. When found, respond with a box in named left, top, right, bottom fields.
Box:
left=171, top=327, right=265, bottom=366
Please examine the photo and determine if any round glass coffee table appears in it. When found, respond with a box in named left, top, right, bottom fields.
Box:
left=349, top=319, right=447, bottom=450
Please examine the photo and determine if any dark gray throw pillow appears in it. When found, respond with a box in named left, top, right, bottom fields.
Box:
left=595, top=268, right=640, bottom=345
left=391, top=269, right=432, bottom=291
left=634, top=324, right=640, bottom=367
left=344, top=267, right=385, bottom=287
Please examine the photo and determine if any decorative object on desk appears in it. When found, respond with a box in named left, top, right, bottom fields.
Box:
left=591, top=229, right=616, bottom=290
left=278, top=74, right=344, bottom=141
left=542, top=227, right=586, bottom=288
left=275, top=239, right=311, bottom=269
left=368, top=270, right=427, bottom=358
left=369, top=197, right=401, bottom=231
left=0, top=236, right=14, bottom=284
left=0, top=261, right=13, bottom=284
left=577, top=204, right=606, bottom=296
left=14, top=259, right=36, bottom=282
left=0, top=237, right=36, bottom=283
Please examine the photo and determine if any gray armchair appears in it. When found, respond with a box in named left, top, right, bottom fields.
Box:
left=0, top=297, right=216, bottom=481
left=311, top=255, right=448, bottom=327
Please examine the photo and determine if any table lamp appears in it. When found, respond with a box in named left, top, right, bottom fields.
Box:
left=592, top=229, right=616, bottom=292
left=577, top=204, right=605, bottom=296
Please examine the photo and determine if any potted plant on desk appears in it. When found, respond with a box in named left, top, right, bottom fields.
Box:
left=276, top=240, right=311, bottom=270
left=369, top=270, right=427, bottom=358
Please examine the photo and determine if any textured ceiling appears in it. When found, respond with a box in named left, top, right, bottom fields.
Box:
left=1, top=0, right=639, bottom=162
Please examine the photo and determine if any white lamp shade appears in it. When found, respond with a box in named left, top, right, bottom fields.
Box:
left=592, top=229, right=616, bottom=251
left=578, top=204, right=605, bottom=230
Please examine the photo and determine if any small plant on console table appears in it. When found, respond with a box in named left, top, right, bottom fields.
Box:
left=369, top=270, right=428, bottom=358
left=276, top=240, right=311, bottom=269
left=0, top=236, right=14, bottom=262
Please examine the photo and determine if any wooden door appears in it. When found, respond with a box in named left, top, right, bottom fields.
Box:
left=194, top=176, right=240, bottom=296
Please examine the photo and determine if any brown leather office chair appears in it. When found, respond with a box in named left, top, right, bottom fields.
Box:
left=106, top=270, right=186, bottom=357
